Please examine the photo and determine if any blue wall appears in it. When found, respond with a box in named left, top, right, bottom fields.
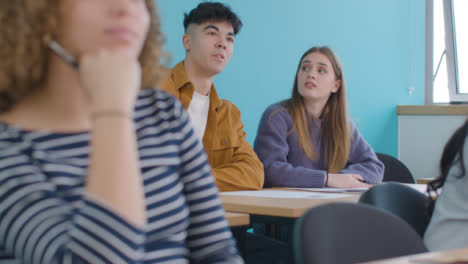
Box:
left=157, top=0, right=425, bottom=157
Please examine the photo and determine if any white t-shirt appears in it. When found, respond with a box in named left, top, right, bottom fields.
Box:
left=187, top=91, right=210, bottom=142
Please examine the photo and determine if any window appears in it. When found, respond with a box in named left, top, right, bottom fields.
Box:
left=432, top=0, right=449, bottom=103
left=426, top=0, right=467, bottom=103
left=453, top=0, right=467, bottom=95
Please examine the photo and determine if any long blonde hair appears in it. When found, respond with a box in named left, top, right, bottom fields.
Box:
left=287, top=46, right=350, bottom=173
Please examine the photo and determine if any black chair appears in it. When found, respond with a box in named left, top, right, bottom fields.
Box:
left=376, top=153, right=415, bottom=183
left=293, top=203, right=427, bottom=264
left=359, top=182, right=431, bottom=237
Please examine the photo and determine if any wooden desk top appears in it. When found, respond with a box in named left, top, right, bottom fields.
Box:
left=416, top=178, right=434, bottom=185
left=220, top=189, right=360, bottom=218
left=225, top=212, right=250, bottom=227
left=362, top=247, right=468, bottom=264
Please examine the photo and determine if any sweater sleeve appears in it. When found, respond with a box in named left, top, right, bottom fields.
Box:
left=0, top=153, right=145, bottom=263
left=174, top=101, right=243, bottom=264
left=338, top=123, right=384, bottom=184
left=254, top=104, right=327, bottom=188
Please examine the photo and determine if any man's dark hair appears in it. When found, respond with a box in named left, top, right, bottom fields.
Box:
left=184, top=2, right=243, bottom=35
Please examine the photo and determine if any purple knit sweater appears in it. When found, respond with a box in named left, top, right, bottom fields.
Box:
left=254, top=102, right=384, bottom=188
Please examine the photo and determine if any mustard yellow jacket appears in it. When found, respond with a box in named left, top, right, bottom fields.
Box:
left=159, top=61, right=264, bottom=191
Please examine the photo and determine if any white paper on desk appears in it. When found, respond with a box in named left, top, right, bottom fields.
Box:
left=402, top=183, right=428, bottom=194
left=220, top=190, right=350, bottom=199
left=288, top=187, right=369, bottom=193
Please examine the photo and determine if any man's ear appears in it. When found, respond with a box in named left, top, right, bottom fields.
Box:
left=332, top=80, right=341, bottom=93
left=182, top=34, right=191, bottom=51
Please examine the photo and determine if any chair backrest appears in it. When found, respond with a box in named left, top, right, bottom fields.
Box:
left=293, top=203, right=427, bottom=264
left=376, top=153, right=415, bottom=183
left=359, top=182, right=431, bottom=237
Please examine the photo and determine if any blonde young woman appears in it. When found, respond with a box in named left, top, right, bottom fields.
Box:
left=0, top=0, right=241, bottom=263
left=254, top=46, right=384, bottom=188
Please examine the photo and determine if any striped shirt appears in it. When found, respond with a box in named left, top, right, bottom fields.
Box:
left=0, top=89, right=242, bottom=263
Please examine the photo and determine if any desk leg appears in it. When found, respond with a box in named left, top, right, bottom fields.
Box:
left=249, top=215, right=296, bottom=264
left=251, top=215, right=296, bottom=242
left=231, top=226, right=247, bottom=260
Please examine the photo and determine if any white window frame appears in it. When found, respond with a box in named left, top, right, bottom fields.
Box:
left=426, top=0, right=467, bottom=104
left=425, top=0, right=433, bottom=104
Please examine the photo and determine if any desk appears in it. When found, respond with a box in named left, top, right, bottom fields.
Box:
left=221, top=185, right=429, bottom=217
left=362, top=247, right=468, bottom=264
left=225, top=212, right=250, bottom=259
left=220, top=189, right=360, bottom=218
left=221, top=186, right=429, bottom=264
left=221, top=189, right=361, bottom=263
left=416, top=178, right=434, bottom=184
left=225, top=212, right=250, bottom=227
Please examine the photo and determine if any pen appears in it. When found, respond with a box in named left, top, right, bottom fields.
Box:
left=48, top=40, right=80, bottom=71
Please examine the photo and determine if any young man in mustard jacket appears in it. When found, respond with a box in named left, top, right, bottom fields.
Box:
left=159, top=2, right=264, bottom=191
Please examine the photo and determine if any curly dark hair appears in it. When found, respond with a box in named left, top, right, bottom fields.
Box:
left=0, top=0, right=166, bottom=112
left=183, top=2, right=243, bottom=35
